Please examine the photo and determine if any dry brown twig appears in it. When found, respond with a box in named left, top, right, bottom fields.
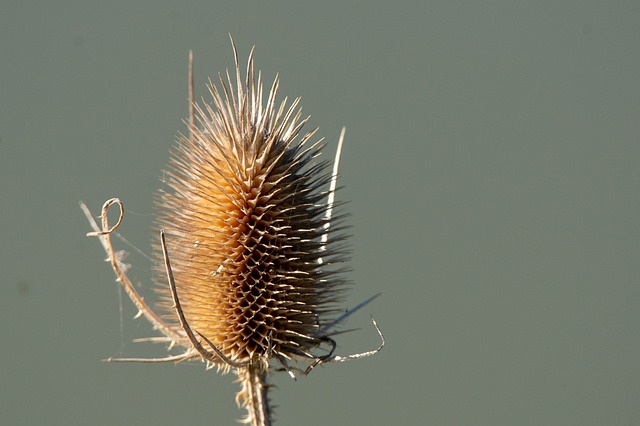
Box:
left=81, top=36, right=383, bottom=426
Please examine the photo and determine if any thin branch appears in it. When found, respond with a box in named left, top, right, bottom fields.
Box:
left=105, top=351, right=196, bottom=363
left=303, top=317, right=385, bottom=375
left=80, top=199, right=184, bottom=343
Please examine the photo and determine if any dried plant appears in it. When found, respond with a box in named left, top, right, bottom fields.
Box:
left=81, top=38, right=383, bottom=426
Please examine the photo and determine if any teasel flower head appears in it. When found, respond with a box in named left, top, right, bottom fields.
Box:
left=82, top=38, right=383, bottom=426
left=155, top=44, right=346, bottom=371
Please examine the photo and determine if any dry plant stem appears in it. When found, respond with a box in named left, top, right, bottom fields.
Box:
left=80, top=199, right=185, bottom=345
left=303, top=317, right=385, bottom=375
left=237, top=365, right=272, bottom=426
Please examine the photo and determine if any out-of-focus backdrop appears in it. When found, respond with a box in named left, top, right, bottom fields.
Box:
left=2, top=2, right=639, bottom=425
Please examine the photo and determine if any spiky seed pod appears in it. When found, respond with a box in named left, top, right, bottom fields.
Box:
left=152, top=45, right=349, bottom=416
left=81, top=39, right=382, bottom=426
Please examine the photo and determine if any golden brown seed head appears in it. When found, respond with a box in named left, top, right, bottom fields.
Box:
left=153, top=48, right=348, bottom=366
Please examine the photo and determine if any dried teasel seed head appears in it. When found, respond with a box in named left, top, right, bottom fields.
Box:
left=152, top=44, right=350, bottom=371
left=82, top=38, right=383, bottom=426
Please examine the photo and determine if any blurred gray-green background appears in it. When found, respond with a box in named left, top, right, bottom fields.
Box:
left=2, top=1, right=639, bottom=425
